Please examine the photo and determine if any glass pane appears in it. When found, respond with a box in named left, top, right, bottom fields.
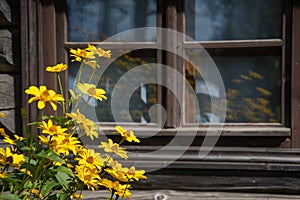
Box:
left=185, top=50, right=281, bottom=123
left=185, top=0, right=282, bottom=41
left=69, top=50, right=158, bottom=123
left=67, top=0, right=156, bottom=42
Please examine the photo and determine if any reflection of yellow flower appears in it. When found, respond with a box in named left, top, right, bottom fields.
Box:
left=100, top=178, right=131, bottom=198
left=115, top=126, right=140, bottom=143
left=67, top=110, right=99, bottom=140
left=86, top=44, right=111, bottom=58
left=75, top=165, right=100, bottom=191
left=25, top=85, right=64, bottom=110
left=77, top=149, right=104, bottom=170
left=107, top=158, right=123, bottom=171
left=81, top=120, right=98, bottom=140
left=77, top=83, right=107, bottom=101
left=46, top=63, right=68, bottom=73
left=66, top=109, right=86, bottom=123
left=70, top=48, right=95, bottom=62
left=0, top=112, right=6, bottom=118
left=40, top=119, right=68, bottom=136
left=99, top=139, right=128, bottom=159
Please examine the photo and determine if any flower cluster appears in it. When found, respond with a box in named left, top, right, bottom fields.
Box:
left=0, top=44, right=146, bottom=200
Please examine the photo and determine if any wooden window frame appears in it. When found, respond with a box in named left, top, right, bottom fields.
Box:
left=20, top=0, right=300, bottom=192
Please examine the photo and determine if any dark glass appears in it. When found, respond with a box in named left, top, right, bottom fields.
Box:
left=67, top=0, right=157, bottom=42
left=185, top=50, right=281, bottom=123
left=185, top=0, right=282, bottom=41
left=69, top=50, right=158, bottom=123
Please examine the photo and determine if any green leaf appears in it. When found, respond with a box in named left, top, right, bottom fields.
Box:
left=0, top=194, right=21, bottom=200
left=57, top=193, right=70, bottom=200
left=35, top=149, right=64, bottom=163
left=55, top=171, right=71, bottom=189
left=40, top=179, right=60, bottom=197
left=55, top=166, right=74, bottom=177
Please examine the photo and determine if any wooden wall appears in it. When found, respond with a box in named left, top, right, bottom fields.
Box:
left=0, top=0, right=21, bottom=134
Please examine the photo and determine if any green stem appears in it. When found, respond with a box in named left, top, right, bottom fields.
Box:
left=88, top=68, right=96, bottom=83
left=75, top=62, right=84, bottom=89
left=81, top=96, right=92, bottom=112
left=57, top=73, right=66, bottom=114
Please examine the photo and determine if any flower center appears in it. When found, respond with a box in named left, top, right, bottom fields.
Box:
left=84, top=175, right=92, bottom=181
left=49, top=126, right=57, bottom=132
left=86, top=156, right=94, bottom=164
left=87, top=87, right=96, bottom=95
left=111, top=144, right=118, bottom=152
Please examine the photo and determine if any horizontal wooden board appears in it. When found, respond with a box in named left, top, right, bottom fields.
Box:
left=81, top=190, right=300, bottom=200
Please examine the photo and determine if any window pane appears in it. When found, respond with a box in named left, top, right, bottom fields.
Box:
left=67, top=0, right=156, bottom=42
left=185, top=0, right=282, bottom=41
left=69, top=50, right=158, bottom=123
left=185, top=50, right=281, bottom=123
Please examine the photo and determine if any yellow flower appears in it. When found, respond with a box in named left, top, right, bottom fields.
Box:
left=104, top=168, right=129, bottom=182
left=0, top=128, right=9, bottom=138
left=40, top=119, right=68, bottom=136
left=77, top=83, right=107, bottom=101
left=71, top=192, right=84, bottom=200
left=122, top=166, right=147, bottom=181
left=77, top=149, right=104, bottom=170
left=100, top=178, right=131, bottom=198
left=55, top=134, right=81, bottom=155
left=0, top=171, right=7, bottom=178
left=25, top=85, right=64, bottom=110
left=46, top=63, right=68, bottom=73
left=3, top=134, right=24, bottom=145
left=86, top=44, right=111, bottom=58
left=70, top=48, right=95, bottom=62
left=19, top=168, right=32, bottom=176
left=99, top=139, right=128, bottom=159
left=115, top=126, right=140, bottom=143
left=31, top=189, right=43, bottom=199
left=0, top=147, right=25, bottom=168
left=75, top=165, right=101, bottom=191
left=0, top=112, right=6, bottom=118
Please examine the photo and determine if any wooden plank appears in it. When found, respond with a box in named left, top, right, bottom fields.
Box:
left=81, top=190, right=300, bottom=200
left=184, top=39, right=284, bottom=49
left=0, top=74, right=21, bottom=133
left=0, top=29, right=12, bottom=65
left=291, top=0, right=300, bottom=148
left=20, top=0, right=40, bottom=124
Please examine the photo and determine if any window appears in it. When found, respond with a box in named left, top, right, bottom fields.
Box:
left=64, top=0, right=290, bottom=142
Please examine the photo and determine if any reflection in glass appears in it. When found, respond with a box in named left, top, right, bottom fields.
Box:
left=185, top=0, right=282, bottom=41
left=185, top=50, right=281, bottom=123
left=69, top=50, right=157, bottom=123
left=67, top=0, right=156, bottom=42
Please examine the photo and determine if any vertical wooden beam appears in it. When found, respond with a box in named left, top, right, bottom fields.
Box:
left=55, top=0, right=68, bottom=106
left=164, top=0, right=179, bottom=128
left=20, top=0, right=40, bottom=124
left=40, top=0, right=58, bottom=115
left=291, top=0, right=300, bottom=148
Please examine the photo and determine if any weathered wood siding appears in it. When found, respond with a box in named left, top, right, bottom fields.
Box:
left=0, top=0, right=21, bottom=133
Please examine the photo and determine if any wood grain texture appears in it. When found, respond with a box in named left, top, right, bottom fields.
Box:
left=0, top=74, right=21, bottom=133
left=81, top=190, right=300, bottom=200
